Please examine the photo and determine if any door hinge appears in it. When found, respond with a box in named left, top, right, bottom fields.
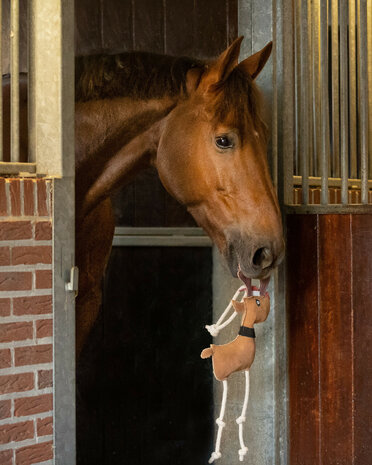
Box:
left=65, top=266, right=79, bottom=296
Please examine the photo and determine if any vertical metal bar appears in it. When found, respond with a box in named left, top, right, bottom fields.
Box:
left=28, top=0, right=35, bottom=163
left=283, top=0, right=295, bottom=205
left=331, top=0, right=340, bottom=177
left=312, top=0, right=321, bottom=177
left=300, top=0, right=309, bottom=204
left=320, top=0, right=329, bottom=204
left=340, top=0, right=349, bottom=204
left=0, top=0, right=3, bottom=161
left=307, top=0, right=314, bottom=177
left=295, top=0, right=301, bottom=177
left=10, top=0, right=20, bottom=163
left=357, top=0, right=369, bottom=204
left=349, top=0, right=357, bottom=179
left=367, top=0, right=372, bottom=181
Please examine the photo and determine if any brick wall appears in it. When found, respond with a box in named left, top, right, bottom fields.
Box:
left=0, top=178, right=54, bottom=465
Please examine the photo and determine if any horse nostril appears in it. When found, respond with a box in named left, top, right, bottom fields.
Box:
left=252, top=247, right=273, bottom=269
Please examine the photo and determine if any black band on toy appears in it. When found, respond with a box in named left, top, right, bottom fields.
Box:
left=239, top=326, right=256, bottom=338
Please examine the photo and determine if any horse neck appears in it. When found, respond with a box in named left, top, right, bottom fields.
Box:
left=75, top=95, right=177, bottom=217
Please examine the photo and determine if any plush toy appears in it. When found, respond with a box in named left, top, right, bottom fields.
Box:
left=201, top=281, right=270, bottom=463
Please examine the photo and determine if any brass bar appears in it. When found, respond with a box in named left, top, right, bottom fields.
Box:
left=320, top=0, right=329, bottom=204
left=357, top=0, right=369, bottom=204
left=312, top=0, right=321, bottom=177
left=340, top=0, right=349, bottom=204
left=349, top=0, right=357, bottom=178
left=10, top=0, right=20, bottom=162
left=331, top=0, right=339, bottom=177
left=300, top=0, right=309, bottom=204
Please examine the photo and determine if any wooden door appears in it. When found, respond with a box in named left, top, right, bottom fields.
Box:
left=287, top=214, right=372, bottom=464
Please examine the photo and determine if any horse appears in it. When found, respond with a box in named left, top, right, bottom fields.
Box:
left=74, top=36, right=284, bottom=354
left=2, top=36, right=284, bottom=353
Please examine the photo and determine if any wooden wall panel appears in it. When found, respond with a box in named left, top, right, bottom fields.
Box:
left=288, top=214, right=372, bottom=464
left=287, top=215, right=320, bottom=465
left=352, top=215, right=372, bottom=465
left=318, top=215, right=353, bottom=464
left=101, top=0, right=133, bottom=51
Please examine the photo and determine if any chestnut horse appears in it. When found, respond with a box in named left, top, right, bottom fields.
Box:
left=74, top=36, right=283, bottom=353
left=2, top=37, right=284, bottom=353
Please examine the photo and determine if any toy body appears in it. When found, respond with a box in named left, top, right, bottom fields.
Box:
left=201, top=286, right=271, bottom=463
left=201, top=294, right=270, bottom=381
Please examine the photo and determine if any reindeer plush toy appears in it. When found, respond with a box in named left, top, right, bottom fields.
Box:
left=201, top=281, right=270, bottom=463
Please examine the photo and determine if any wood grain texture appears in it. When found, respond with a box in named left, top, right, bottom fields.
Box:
left=287, top=215, right=320, bottom=464
left=318, top=215, right=353, bottom=464
left=352, top=215, right=372, bottom=465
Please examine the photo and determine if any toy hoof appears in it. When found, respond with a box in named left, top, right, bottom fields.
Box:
left=201, top=347, right=213, bottom=359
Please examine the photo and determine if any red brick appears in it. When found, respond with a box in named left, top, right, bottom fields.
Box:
left=0, top=322, right=33, bottom=343
left=0, top=179, right=7, bottom=216
left=0, top=373, right=34, bottom=395
left=37, top=416, right=53, bottom=436
left=37, top=370, right=52, bottom=389
left=0, top=421, right=34, bottom=444
left=36, top=319, right=52, bottom=339
left=12, top=246, right=52, bottom=265
left=0, top=449, right=13, bottom=465
left=23, top=180, right=35, bottom=216
left=15, top=345, right=52, bottom=366
left=35, top=221, right=52, bottom=240
left=0, top=221, right=32, bottom=240
left=9, top=180, right=21, bottom=216
left=0, top=246, right=10, bottom=265
left=16, top=440, right=53, bottom=465
left=35, top=270, right=52, bottom=289
left=0, top=400, right=11, bottom=420
left=0, top=349, right=11, bottom=369
left=13, top=295, right=52, bottom=315
left=14, top=394, right=53, bottom=417
left=0, top=298, right=11, bottom=316
left=37, top=180, right=48, bottom=217
left=0, top=272, right=32, bottom=291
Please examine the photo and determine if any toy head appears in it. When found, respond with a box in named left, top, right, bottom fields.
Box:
left=232, top=293, right=270, bottom=327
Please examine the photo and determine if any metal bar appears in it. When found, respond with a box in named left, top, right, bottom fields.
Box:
left=340, top=0, right=349, bottom=204
left=28, top=0, right=35, bottom=163
left=331, top=0, right=340, bottom=178
left=307, top=0, right=314, bottom=177
left=282, top=0, right=295, bottom=205
left=367, top=0, right=372, bottom=180
left=312, top=0, right=321, bottom=177
left=0, top=0, right=3, bottom=161
left=113, top=227, right=211, bottom=247
left=320, top=0, right=329, bottom=204
left=357, top=0, right=369, bottom=204
left=285, top=204, right=372, bottom=214
left=115, top=227, right=207, bottom=236
left=10, top=0, right=20, bottom=162
left=349, top=0, right=357, bottom=178
left=300, top=0, right=309, bottom=203
left=295, top=0, right=301, bottom=177
left=293, top=175, right=372, bottom=188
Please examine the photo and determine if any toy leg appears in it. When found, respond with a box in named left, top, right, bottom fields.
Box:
left=236, top=370, right=250, bottom=461
left=209, top=379, right=228, bottom=463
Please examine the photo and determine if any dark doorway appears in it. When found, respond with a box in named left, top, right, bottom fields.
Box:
left=77, top=245, right=213, bottom=465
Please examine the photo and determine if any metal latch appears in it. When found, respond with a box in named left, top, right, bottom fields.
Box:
left=65, top=266, right=79, bottom=295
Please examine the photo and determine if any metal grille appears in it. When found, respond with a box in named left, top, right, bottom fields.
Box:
left=287, top=0, right=371, bottom=207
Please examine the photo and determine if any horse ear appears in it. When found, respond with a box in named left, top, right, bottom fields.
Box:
left=200, top=36, right=244, bottom=90
left=237, top=41, right=272, bottom=79
left=232, top=300, right=245, bottom=313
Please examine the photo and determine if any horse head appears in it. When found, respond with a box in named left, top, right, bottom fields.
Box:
left=156, top=37, right=284, bottom=282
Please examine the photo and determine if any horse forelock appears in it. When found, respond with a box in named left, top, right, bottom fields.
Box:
left=207, top=67, right=268, bottom=143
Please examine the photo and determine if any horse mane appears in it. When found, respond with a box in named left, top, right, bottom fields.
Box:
left=75, top=51, right=267, bottom=139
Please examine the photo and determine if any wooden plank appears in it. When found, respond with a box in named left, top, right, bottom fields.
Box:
left=352, top=214, right=372, bottom=465
left=75, top=0, right=102, bottom=55
left=287, top=214, right=320, bottom=464
left=101, top=0, right=132, bottom=51
left=194, top=0, right=228, bottom=58
left=227, top=0, right=238, bottom=46
left=164, top=0, right=195, bottom=56
left=133, top=0, right=164, bottom=53
left=318, top=215, right=353, bottom=464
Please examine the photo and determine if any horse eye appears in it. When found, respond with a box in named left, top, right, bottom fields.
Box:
left=215, top=136, right=233, bottom=149
left=256, top=299, right=261, bottom=306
